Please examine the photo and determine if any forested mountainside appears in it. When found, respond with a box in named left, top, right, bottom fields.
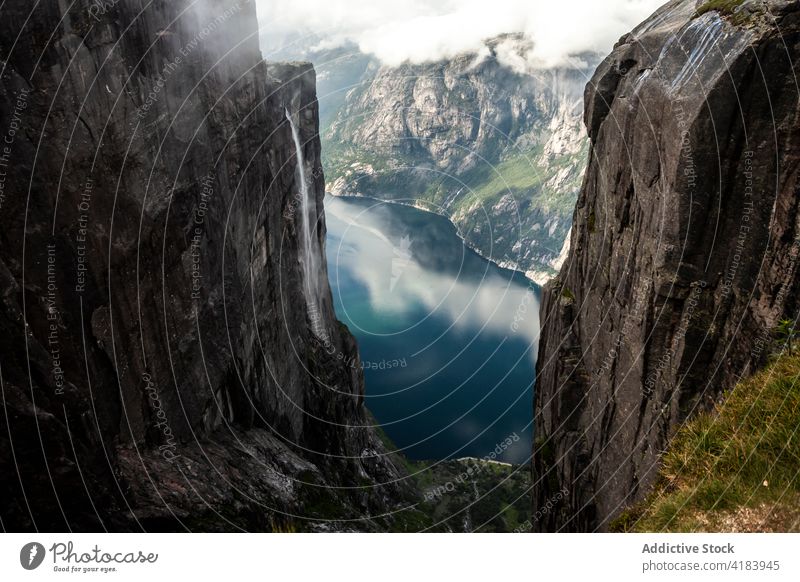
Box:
left=323, top=38, right=592, bottom=283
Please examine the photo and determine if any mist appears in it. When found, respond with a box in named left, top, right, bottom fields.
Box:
left=256, top=0, right=665, bottom=68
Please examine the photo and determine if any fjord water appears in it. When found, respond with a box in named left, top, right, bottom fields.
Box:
left=324, top=196, right=539, bottom=463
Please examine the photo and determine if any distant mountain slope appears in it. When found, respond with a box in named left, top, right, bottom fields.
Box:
left=321, top=38, right=593, bottom=283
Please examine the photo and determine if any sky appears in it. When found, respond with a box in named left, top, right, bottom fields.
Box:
left=256, top=0, right=666, bottom=68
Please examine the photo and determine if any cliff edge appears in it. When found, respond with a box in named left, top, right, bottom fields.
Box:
left=532, top=0, right=800, bottom=531
left=0, top=0, right=413, bottom=531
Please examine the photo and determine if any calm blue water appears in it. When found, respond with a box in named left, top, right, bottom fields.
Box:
left=324, top=196, right=539, bottom=464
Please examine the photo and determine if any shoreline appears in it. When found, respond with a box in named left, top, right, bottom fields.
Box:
left=325, top=192, right=555, bottom=287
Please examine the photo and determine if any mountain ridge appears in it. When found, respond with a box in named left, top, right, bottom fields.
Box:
left=320, top=39, right=594, bottom=283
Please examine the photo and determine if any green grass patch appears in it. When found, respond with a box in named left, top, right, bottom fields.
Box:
left=464, top=152, right=544, bottom=205
left=696, top=0, right=744, bottom=17
left=618, top=350, right=800, bottom=532
left=694, top=0, right=756, bottom=25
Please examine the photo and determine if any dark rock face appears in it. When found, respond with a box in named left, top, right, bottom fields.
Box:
left=0, top=0, right=411, bottom=531
left=532, top=0, right=800, bottom=531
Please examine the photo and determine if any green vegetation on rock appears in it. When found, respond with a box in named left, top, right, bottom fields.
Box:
left=612, top=349, right=800, bottom=532
left=696, top=0, right=745, bottom=17
left=363, top=423, right=532, bottom=532
left=412, top=458, right=533, bottom=532
left=694, top=0, right=758, bottom=26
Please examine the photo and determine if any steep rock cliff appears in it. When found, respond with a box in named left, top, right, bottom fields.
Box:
left=533, top=0, right=800, bottom=531
left=323, top=39, right=592, bottom=283
left=0, top=0, right=413, bottom=531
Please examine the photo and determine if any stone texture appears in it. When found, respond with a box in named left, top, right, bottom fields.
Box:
left=0, top=0, right=412, bottom=531
left=533, top=0, right=800, bottom=531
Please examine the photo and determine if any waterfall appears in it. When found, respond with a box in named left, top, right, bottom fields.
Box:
left=285, top=108, right=325, bottom=339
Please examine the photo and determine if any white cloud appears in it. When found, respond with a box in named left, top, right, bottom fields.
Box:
left=257, top=0, right=665, bottom=68
left=325, top=196, right=540, bottom=347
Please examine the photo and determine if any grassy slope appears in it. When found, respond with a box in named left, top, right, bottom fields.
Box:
left=696, top=0, right=745, bottom=18
left=325, top=142, right=581, bottom=218
left=613, top=351, right=800, bottom=532
left=455, top=149, right=547, bottom=211
left=469, top=148, right=584, bottom=216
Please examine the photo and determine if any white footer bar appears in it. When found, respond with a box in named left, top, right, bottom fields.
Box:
left=1, top=533, right=797, bottom=581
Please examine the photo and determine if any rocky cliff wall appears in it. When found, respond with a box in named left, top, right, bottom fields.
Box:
left=532, top=0, right=800, bottom=531
left=0, top=0, right=411, bottom=531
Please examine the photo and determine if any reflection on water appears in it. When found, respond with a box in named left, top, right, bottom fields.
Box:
left=325, top=196, right=539, bottom=463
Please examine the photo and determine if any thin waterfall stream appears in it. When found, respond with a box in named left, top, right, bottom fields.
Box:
left=286, top=108, right=325, bottom=339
